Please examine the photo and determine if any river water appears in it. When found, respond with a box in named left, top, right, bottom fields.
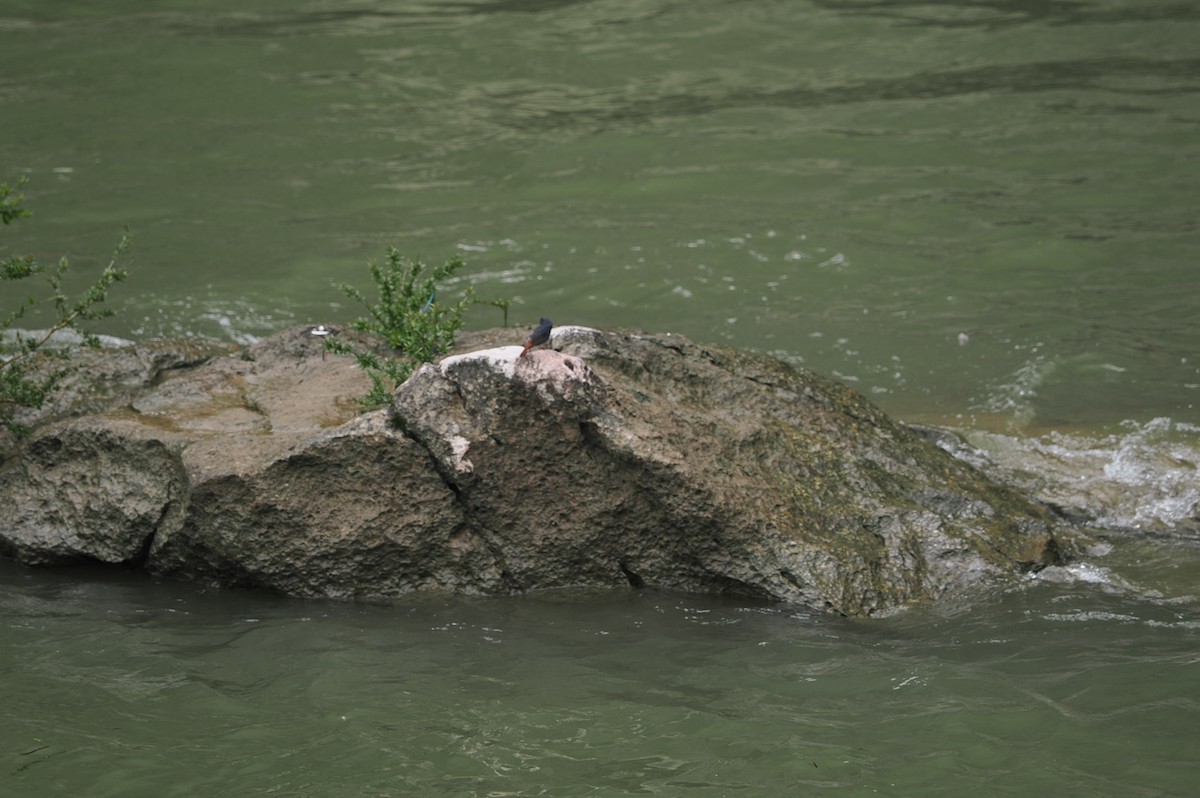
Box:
left=2, top=1, right=1198, bottom=795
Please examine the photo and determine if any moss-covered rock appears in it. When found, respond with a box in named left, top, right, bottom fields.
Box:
left=0, top=325, right=1064, bottom=616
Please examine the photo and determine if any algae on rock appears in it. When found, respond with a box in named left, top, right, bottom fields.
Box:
left=0, top=325, right=1065, bottom=616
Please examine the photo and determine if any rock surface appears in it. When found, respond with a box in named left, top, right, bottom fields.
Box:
left=0, top=325, right=1065, bottom=615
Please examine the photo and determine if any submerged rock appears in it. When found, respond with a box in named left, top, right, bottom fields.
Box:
left=0, top=325, right=1064, bottom=615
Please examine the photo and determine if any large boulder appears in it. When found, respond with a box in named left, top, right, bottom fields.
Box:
left=0, top=325, right=1064, bottom=616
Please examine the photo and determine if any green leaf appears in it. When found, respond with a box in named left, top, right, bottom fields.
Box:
left=325, top=248, right=493, bottom=407
left=1, top=178, right=130, bottom=443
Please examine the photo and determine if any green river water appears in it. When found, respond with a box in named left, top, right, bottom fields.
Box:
left=2, top=1, right=1198, bottom=795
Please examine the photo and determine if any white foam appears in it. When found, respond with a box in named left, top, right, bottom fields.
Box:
left=1028, top=562, right=1121, bottom=587
left=1042, top=610, right=1140, bottom=623
left=958, top=417, right=1200, bottom=532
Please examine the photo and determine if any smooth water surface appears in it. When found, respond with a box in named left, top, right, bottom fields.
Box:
left=3, top=549, right=1199, bottom=798
left=3, top=2, right=1199, bottom=796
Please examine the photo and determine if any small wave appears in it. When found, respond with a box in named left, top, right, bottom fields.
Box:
left=1042, top=610, right=1141, bottom=623
left=946, top=417, right=1200, bottom=532
left=1024, top=561, right=1151, bottom=598
left=1039, top=607, right=1200, bottom=631
left=1034, top=562, right=1123, bottom=585
left=972, top=355, right=1056, bottom=426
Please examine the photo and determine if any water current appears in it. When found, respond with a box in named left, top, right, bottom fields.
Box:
left=4, top=551, right=1198, bottom=797
left=2, top=1, right=1198, bottom=795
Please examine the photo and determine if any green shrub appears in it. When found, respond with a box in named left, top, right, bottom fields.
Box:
left=1, top=176, right=129, bottom=438
left=327, top=248, right=475, bottom=407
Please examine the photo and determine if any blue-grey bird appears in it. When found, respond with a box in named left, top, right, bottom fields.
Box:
left=519, top=317, right=553, bottom=358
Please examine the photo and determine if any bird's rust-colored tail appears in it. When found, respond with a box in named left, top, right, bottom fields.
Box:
left=518, top=317, right=553, bottom=359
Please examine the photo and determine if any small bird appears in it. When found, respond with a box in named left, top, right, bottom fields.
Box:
left=519, top=317, right=553, bottom=359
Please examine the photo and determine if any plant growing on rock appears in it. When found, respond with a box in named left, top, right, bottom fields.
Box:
left=2, top=176, right=129, bottom=439
left=327, top=247, right=476, bottom=407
